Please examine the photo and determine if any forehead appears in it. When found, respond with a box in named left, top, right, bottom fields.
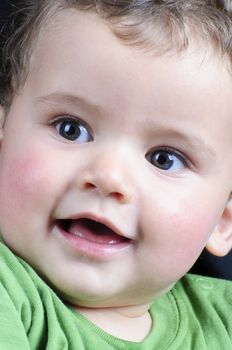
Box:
left=31, top=9, right=232, bottom=84
left=26, top=9, right=232, bottom=145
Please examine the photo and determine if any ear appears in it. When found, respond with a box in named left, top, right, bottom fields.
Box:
left=206, top=195, right=232, bottom=257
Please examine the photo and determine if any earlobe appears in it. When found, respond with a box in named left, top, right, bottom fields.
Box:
left=206, top=195, right=232, bottom=257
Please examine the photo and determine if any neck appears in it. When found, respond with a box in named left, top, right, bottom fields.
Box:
left=74, top=303, right=153, bottom=342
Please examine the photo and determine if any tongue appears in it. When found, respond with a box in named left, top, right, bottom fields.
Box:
left=68, top=219, right=126, bottom=245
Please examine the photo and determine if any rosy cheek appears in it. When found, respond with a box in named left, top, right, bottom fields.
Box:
left=143, top=197, right=221, bottom=278
left=166, top=203, right=220, bottom=266
left=0, top=152, right=54, bottom=210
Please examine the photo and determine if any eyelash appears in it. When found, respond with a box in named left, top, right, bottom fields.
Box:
left=49, top=115, right=94, bottom=142
left=48, top=115, right=191, bottom=171
left=146, top=147, right=190, bottom=171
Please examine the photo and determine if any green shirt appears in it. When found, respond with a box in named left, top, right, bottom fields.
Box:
left=0, top=241, right=232, bottom=349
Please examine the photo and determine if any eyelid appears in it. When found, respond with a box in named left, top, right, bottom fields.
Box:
left=146, top=146, right=190, bottom=168
left=48, top=114, right=94, bottom=139
left=49, top=114, right=85, bottom=126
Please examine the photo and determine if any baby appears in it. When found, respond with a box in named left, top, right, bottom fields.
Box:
left=0, top=0, right=232, bottom=348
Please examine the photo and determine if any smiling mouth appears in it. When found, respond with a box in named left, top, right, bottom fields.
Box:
left=56, top=218, right=130, bottom=245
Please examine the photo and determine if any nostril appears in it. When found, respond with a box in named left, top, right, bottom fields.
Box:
left=112, top=192, right=124, bottom=202
left=84, top=182, right=96, bottom=190
left=82, top=182, right=126, bottom=202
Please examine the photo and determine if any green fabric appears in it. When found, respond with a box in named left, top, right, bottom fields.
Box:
left=0, top=241, right=232, bottom=349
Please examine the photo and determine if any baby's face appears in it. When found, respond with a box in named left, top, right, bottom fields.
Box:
left=0, top=9, right=231, bottom=309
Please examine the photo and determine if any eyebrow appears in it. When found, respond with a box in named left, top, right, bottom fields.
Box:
left=36, top=92, right=216, bottom=159
left=152, top=127, right=216, bottom=159
left=36, top=92, right=105, bottom=115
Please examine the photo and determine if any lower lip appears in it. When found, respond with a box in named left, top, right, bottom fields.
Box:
left=55, top=225, right=132, bottom=259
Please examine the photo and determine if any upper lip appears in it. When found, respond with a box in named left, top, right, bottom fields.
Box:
left=57, top=212, right=132, bottom=240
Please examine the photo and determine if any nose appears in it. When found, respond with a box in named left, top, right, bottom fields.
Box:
left=77, top=148, right=133, bottom=203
